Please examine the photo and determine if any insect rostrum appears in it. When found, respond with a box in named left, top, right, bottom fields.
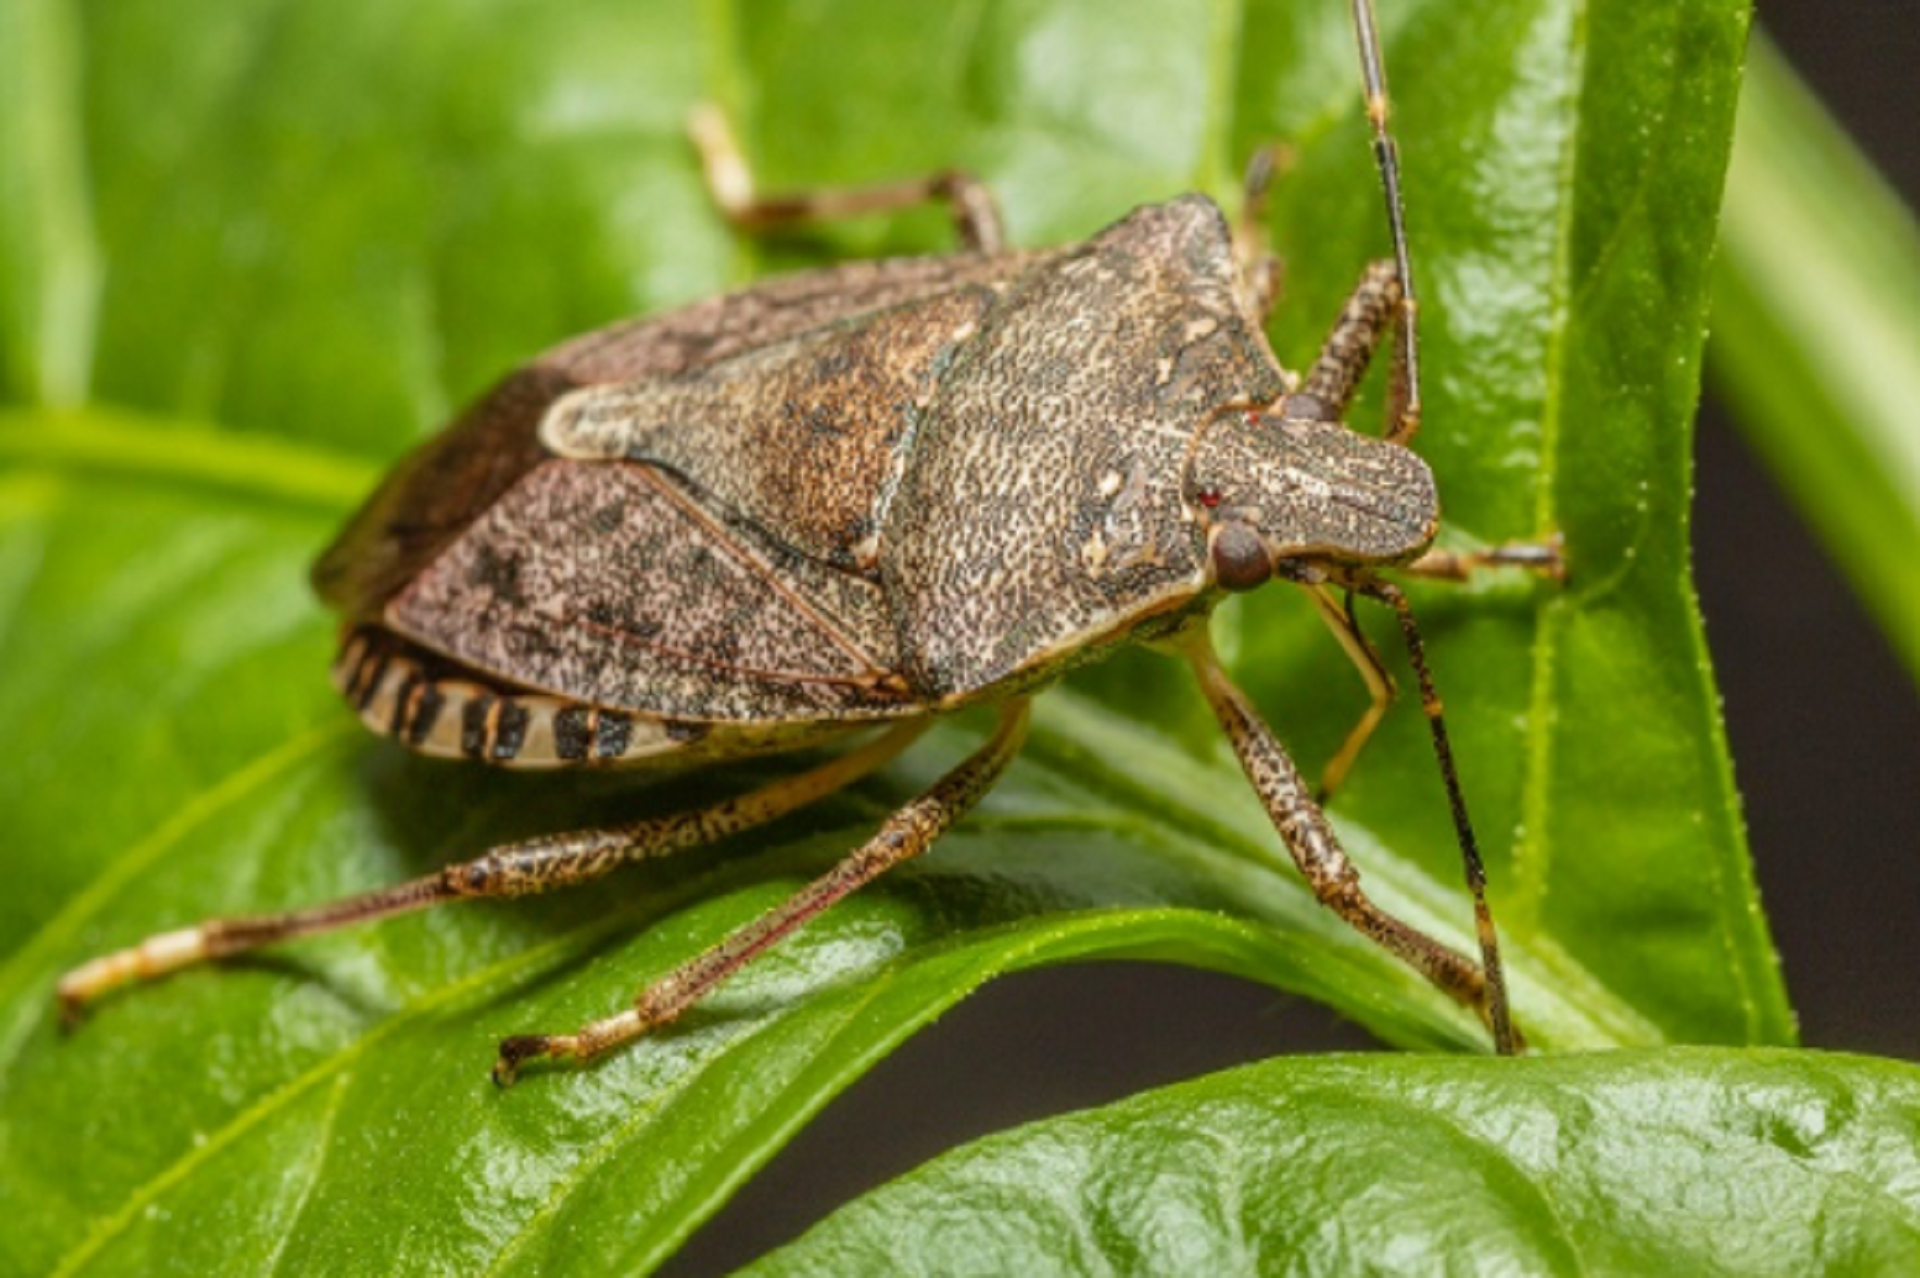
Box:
left=59, top=0, right=1551, bottom=1079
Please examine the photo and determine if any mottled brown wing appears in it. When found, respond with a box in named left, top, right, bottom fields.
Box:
left=313, top=252, right=1039, bottom=620
left=539, top=286, right=1001, bottom=577
left=541, top=250, right=1041, bottom=384
left=311, top=364, right=566, bottom=621
left=384, top=458, right=920, bottom=723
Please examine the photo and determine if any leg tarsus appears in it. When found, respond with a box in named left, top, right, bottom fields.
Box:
left=492, top=1035, right=557, bottom=1088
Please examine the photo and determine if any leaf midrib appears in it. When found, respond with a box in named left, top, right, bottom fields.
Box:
left=1514, top=0, right=1584, bottom=966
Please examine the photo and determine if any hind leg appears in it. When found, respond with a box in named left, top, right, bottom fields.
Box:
left=493, top=700, right=1031, bottom=1083
left=57, top=721, right=927, bottom=1023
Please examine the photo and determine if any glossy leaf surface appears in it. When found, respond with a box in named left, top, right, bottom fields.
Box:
left=756, top=1050, right=1920, bottom=1276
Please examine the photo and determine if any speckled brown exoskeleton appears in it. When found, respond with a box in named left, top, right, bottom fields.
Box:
left=61, top=0, right=1562, bottom=1080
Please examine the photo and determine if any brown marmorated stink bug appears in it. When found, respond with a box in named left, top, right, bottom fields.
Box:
left=61, top=0, right=1560, bottom=1081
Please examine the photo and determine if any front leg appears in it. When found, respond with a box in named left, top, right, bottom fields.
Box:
left=1179, top=629, right=1517, bottom=1053
left=1310, top=537, right=1565, bottom=803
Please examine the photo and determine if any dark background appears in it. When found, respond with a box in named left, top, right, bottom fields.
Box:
left=1696, top=0, right=1919, bottom=1060
left=674, top=4, right=1920, bottom=1270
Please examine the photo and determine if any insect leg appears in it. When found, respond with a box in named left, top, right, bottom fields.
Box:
left=1306, top=531, right=1567, bottom=805
left=55, top=721, right=928, bottom=1024
left=1180, top=629, right=1514, bottom=1051
left=1294, top=258, right=1401, bottom=425
left=1303, top=584, right=1395, bottom=803
left=492, top=699, right=1030, bottom=1085
left=1233, top=144, right=1291, bottom=323
left=1403, top=534, right=1568, bottom=583
left=688, top=104, right=1005, bottom=253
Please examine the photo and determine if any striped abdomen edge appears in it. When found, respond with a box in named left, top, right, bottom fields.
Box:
left=331, top=628, right=709, bottom=769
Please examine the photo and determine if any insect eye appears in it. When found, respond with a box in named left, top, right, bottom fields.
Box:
left=1280, top=392, right=1330, bottom=422
left=1210, top=522, right=1271, bottom=592
left=1196, top=487, right=1223, bottom=509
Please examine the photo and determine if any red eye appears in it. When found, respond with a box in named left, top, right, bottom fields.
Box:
left=1243, top=411, right=1260, bottom=427
left=1197, top=488, right=1222, bottom=508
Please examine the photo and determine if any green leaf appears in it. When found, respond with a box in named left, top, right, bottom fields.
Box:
left=0, top=0, right=1790, bottom=1273
left=751, top=1049, right=1920, bottom=1275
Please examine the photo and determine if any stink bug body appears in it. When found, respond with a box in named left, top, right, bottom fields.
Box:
left=61, top=0, right=1558, bottom=1079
